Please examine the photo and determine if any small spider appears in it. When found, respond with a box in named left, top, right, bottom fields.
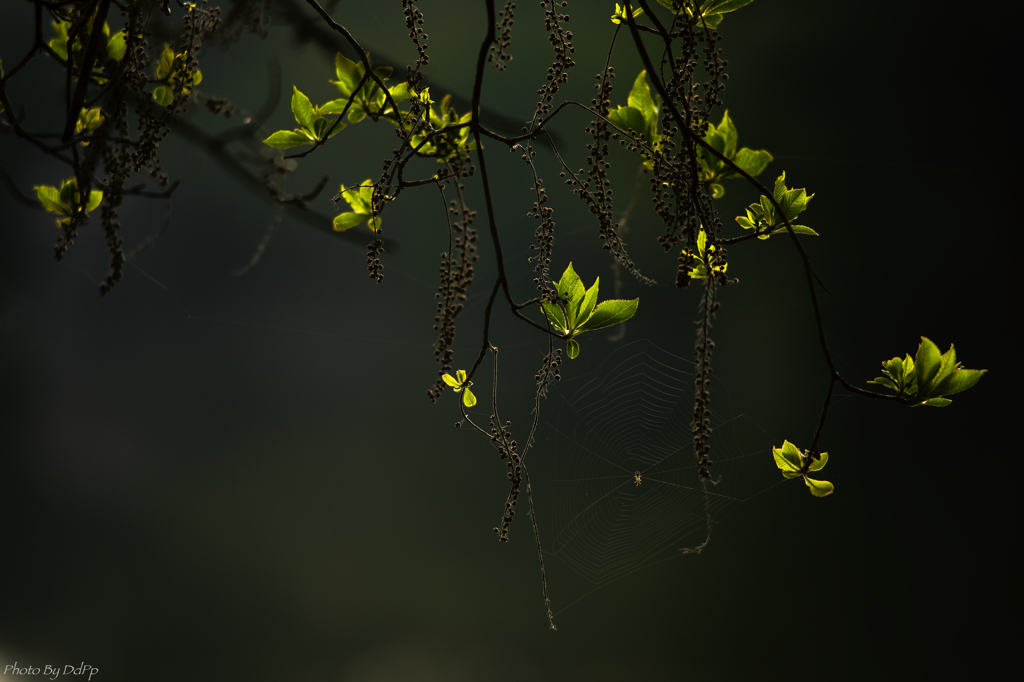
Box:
left=634, top=471, right=642, bottom=486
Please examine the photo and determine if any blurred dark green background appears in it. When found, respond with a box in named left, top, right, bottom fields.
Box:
left=1, top=1, right=1012, bottom=680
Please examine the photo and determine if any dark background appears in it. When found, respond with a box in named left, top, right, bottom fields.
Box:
left=1, top=1, right=1014, bottom=680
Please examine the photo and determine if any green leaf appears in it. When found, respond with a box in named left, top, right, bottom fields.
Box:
left=156, top=44, right=174, bottom=80
left=263, top=130, right=313, bottom=149
left=773, top=440, right=803, bottom=472
left=34, top=185, right=67, bottom=215
left=567, top=338, right=580, bottom=359
left=779, top=186, right=814, bottom=222
left=334, top=52, right=364, bottom=96
left=340, top=182, right=371, bottom=213
left=49, top=20, right=70, bottom=61
left=931, top=367, right=986, bottom=398
left=463, top=387, right=477, bottom=407
left=358, top=182, right=374, bottom=210
left=807, top=451, right=828, bottom=472
left=577, top=277, right=600, bottom=326
left=716, top=110, right=737, bottom=159
left=312, top=118, right=331, bottom=140
left=773, top=172, right=787, bottom=204
left=107, top=31, right=126, bottom=62
left=913, top=337, right=942, bottom=393
left=555, top=263, right=587, bottom=328
left=920, top=398, right=952, bottom=407
left=732, top=148, right=772, bottom=177
left=291, top=87, right=318, bottom=135
left=702, top=0, right=756, bottom=14
left=320, top=98, right=353, bottom=115
left=703, top=128, right=726, bottom=163
left=576, top=298, right=639, bottom=332
left=627, top=71, right=657, bottom=136
left=58, top=179, right=76, bottom=207
left=867, top=376, right=898, bottom=391
left=387, top=82, right=411, bottom=108
left=608, top=106, right=648, bottom=139
left=769, top=225, right=818, bottom=236
left=152, top=86, right=173, bottom=106
left=710, top=183, right=725, bottom=199
left=804, top=476, right=834, bottom=497
left=332, top=212, right=369, bottom=231
left=442, top=373, right=461, bottom=388
left=611, top=3, right=645, bottom=23
left=85, top=190, right=103, bottom=212
left=884, top=357, right=905, bottom=383
left=541, top=300, right=568, bottom=332
left=695, top=12, right=724, bottom=29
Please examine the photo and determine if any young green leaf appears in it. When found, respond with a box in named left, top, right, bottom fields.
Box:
left=541, top=300, right=568, bottom=333
left=554, top=263, right=587, bottom=329
left=695, top=110, right=772, bottom=190
left=332, top=212, right=368, bottom=231
left=732, top=148, right=773, bottom=177
left=107, top=31, right=126, bottom=62
left=333, top=53, right=364, bottom=96
left=34, top=185, right=66, bottom=214
left=291, top=87, right=319, bottom=135
left=627, top=71, right=658, bottom=138
left=611, top=3, right=645, bottom=24
left=576, top=299, right=639, bottom=332
left=804, top=477, right=834, bottom=497
left=263, top=130, right=314, bottom=149
left=152, top=86, right=173, bottom=107
left=607, top=106, right=648, bottom=139
left=772, top=440, right=803, bottom=475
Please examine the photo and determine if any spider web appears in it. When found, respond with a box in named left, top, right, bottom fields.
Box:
left=536, top=337, right=778, bottom=609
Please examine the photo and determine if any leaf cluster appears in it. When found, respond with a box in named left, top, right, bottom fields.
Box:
left=679, top=227, right=727, bottom=279
left=674, top=0, right=756, bottom=29
left=442, top=369, right=477, bottom=407
left=607, top=71, right=661, bottom=170
left=333, top=180, right=383, bottom=232
left=33, top=178, right=103, bottom=228
left=263, top=51, right=480, bottom=163
left=75, top=107, right=105, bottom=144
left=404, top=89, right=478, bottom=163
left=152, top=44, right=203, bottom=106
left=697, top=110, right=772, bottom=198
left=734, top=172, right=817, bottom=239
left=869, top=337, right=986, bottom=407
left=263, top=86, right=348, bottom=149
left=49, top=16, right=126, bottom=85
left=540, top=264, right=638, bottom=359
left=773, top=440, right=833, bottom=497
left=330, top=53, right=409, bottom=123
